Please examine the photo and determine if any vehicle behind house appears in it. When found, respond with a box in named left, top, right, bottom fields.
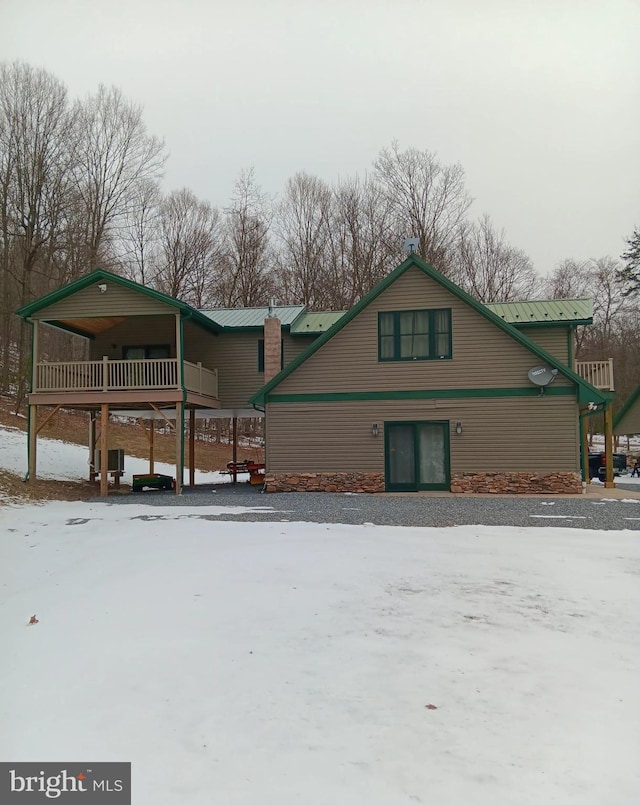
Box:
left=588, top=452, right=628, bottom=480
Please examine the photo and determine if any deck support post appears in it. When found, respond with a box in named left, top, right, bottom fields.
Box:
left=149, top=418, right=155, bottom=475
left=604, top=404, right=614, bottom=488
left=100, top=403, right=109, bottom=498
left=580, top=412, right=590, bottom=485
left=28, top=404, right=37, bottom=482
left=89, top=411, right=97, bottom=482
left=175, top=400, right=183, bottom=495
left=189, top=408, right=195, bottom=487
left=232, top=417, right=238, bottom=485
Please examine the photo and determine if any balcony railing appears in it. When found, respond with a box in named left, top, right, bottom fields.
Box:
left=575, top=358, right=614, bottom=391
left=35, top=357, right=218, bottom=399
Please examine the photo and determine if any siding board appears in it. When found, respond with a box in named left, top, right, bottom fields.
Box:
left=34, top=281, right=175, bottom=319
left=519, top=326, right=570, bottom=365
left=266, top=397, right=580, bottom=474
left=274, top=266, right=572, bottom=394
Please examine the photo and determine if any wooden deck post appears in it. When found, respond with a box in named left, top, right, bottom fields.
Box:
left=232, top=417, right=238, bottom=484
left=89, top=411, right=97, bottom=482
left=100, top=403, right=109, bottom=498
left=149, top=418, right=155, bottom=475
left=604, top=404, right=614, bottom=488
left=175, top=400, right=183, bottom=495
left=189, top=408, right=195, bottom=487
left=28, top=404, right=37, bottom=482
left=581, top=413, right=590, bottom=484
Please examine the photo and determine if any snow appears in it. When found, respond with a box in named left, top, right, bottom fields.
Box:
left=1, top=430, right=640, bottom=803
left=0, top=424, right=232, bottom=486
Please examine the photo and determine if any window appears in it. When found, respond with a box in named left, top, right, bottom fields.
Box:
left=123, top=345, right=171, bottom=359
left=258, top=339, right=284, bottom=372
left=378, top=309, right=452, bottom=361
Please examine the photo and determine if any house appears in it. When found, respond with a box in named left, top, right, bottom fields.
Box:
left=249, top=254, right=613, bottom=494
left=16, top=255, right=615, bottom=496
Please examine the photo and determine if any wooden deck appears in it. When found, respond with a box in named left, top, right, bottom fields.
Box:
left=575, top=359, right=614, bottom=391
left=34, top=358, right=219, bottom=399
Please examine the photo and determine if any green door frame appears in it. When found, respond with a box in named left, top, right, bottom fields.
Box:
left=384, top=420, right=451, bottom=492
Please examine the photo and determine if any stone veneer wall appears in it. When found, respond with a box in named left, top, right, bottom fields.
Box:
left=265, top=471, right=583, bottom=494
left=264, top=472, right=385, bottom=493
left=451, top=472, right=582, bottom=495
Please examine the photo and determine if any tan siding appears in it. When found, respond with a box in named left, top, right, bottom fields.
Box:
left=34, top=282, right=175, bottom=319
left=614, top=406, right=640, bottom=436
left=519, top=326, right=570, bottom=365
left=274, top=266, right=572, bottom=395
left=183, top=319, right=219, bottom=367
left=284, top=335, right=315, bottom=363
left=266, top=397, right=579, bottom=474
left=215, top=332, right=264, bottom=408
left=90, top=316, right=177, bottom=360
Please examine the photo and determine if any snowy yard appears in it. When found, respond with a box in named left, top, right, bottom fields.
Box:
left=1, top=498, right=639, bottom=804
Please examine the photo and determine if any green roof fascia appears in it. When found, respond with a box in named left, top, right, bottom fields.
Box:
left=15, top=269, right=224, bottom=335
left=249, top=254, right=608, bottom=407
left=513, top=320, right=592, bottom=329
left=613, top=383, right=640, bottom=432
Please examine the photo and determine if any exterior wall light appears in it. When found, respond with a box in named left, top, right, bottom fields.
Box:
left=98, top=283, right=107, bottom=293
left=371, top=423, right=379, bottom=437
left=455, top=421, right=463, bottom=435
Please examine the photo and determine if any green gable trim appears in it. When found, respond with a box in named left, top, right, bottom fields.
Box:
left=249, top=254, right=607, bottom=407
left=266, top=386, right=579, bottom=404
left=16, top=269, right=223, bottom=335
left=613, top=383, right=640, bottom=433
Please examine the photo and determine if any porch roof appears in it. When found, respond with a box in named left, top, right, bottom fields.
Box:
left=16, top=269, right=224, bottom=337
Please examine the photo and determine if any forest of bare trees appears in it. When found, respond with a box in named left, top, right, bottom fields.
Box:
left=1, top=61, right=639, bottom=421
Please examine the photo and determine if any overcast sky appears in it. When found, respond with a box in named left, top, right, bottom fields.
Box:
left=1, top=0, right=639, bottom=276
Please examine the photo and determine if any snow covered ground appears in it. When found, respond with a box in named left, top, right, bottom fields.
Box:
left=1, top=431, right=640, bottom=803
left=0, top=423, right=231, bottom=487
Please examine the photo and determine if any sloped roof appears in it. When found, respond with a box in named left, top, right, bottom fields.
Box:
left=290, top=310, right=347, bottom=335
left=613, top=384, right=640, bottom=435
left=16, top=269, right=224, bottom=335
left=200, top=305, right=305, bottom=329
left=249, top=254, right=609, bottom=407
left=485, top=299, right=592, bottom=326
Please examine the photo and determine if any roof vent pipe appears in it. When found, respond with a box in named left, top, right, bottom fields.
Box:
left=267, top=298, right=277, bottom=318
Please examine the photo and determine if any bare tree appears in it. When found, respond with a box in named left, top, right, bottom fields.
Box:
left=116, top=178, right=161, bottom=284
left=153, top=188, right=224, bottom=307
left=0, top=62, right=74, bottom=398
left=325, top=175, right=394, bottom=308
left=72, top=85, right=166, bottom=267
left=274, top=172, right=333, bottom=308
left=452, top=214, right=539, bottom=302
left=373, top=141, right=472, bottom=271
left=217, top=168, right=275, bottom=306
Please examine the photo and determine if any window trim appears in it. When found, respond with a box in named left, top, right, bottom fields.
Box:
left=378, top=309, right=452, bottom=362
left=122, top=344, right=172, bottom=360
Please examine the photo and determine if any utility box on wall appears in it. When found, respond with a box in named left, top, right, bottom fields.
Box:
left=94, top=449, right=125, bottom=473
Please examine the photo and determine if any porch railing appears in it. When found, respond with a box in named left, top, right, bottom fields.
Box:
left=35, top=357, right=218, bottom=398
left=575, top=358, right=614, bottom=391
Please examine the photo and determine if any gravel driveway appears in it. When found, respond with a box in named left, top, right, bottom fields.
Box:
left=94, top=482, right=640, bottom=531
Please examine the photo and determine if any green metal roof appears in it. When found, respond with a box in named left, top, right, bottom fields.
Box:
left=200, top=305, right=305, bottom=329
left=485, top=298, right=593, bottom=326
left=290, top=310, right=347, bottom=335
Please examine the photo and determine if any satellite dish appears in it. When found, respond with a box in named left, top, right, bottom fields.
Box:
left=528, top=365, right=559, bottom=393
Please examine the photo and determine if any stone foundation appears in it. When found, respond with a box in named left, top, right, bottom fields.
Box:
left=450, top=472, right=582, bottom=495
left=264, top=471, right=583, bottom=494
left=264, top=471, right=385, bottom=493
